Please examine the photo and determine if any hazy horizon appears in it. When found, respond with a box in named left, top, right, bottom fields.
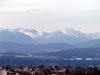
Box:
left=0, top=0, right=100, bottom=33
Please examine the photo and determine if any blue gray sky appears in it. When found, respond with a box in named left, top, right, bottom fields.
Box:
left=0, top=0, right=100, bottom=33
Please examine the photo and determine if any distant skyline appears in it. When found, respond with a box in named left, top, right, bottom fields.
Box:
left=0, top=0, right=100, bottom=33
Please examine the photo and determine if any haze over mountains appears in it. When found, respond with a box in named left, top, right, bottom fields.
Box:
left=0, top=28, right=100, bottom=44
left=0, top=28, right=100, bottom=57
left=0, top=41, right=75, bottom=54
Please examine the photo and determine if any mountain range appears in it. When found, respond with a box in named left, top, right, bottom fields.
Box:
left=0, top=28, right=100, bottom=44
left=0, top=28, right=100, bottom=56
left=0, top=41, right=75, bottom=54
left=42, top=47, right=100, bottom=59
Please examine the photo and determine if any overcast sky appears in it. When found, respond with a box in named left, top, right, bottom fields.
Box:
left=0, top=0, right=100, bottom=33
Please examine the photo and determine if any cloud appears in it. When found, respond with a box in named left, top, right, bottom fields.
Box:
left=89, top=10, right=100, bottom=14
left=0, top=0, right=100, bottom=33
left=0, top=8, right=48, bottom=15
left=80, top=9, right=100, bottom=16
left=0, top=0, right=9, bottom=6
left=26, top=8, right=49, bottom=14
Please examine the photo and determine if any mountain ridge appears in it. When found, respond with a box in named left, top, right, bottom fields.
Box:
left=0, top=41, right=75, bottom=54
left=0, top=28, right=100, bottom=44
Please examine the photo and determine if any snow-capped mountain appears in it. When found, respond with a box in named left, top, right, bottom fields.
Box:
left=0, top=28, right=100, bottom=44
left=35, top=29, right=100, bottom=44
left=15, top=28, right=43, bottom=38
left=0, top=28, right=36, bottom=44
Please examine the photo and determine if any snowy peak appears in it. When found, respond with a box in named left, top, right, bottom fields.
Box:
left=14, top=28, right=43, bottom=39
left=0, top=28, right=100, bottom=44
left=0, top=28, right=36, bottom=44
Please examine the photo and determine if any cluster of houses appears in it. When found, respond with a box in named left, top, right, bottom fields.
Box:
left=0, top=65, right=100, bottom=75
